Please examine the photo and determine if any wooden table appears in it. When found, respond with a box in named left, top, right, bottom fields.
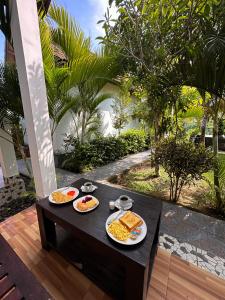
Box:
left=36, top=178, right=162, bottom=300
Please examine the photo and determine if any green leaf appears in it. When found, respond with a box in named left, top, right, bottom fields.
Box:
left=97, top=20, right=104, bottom=24
left=118, top=7, right=126, bottom=14
left=204, top=4, right=210, bottom=16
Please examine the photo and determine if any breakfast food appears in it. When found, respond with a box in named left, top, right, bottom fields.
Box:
left=108, top=220, right=131, bottom=241
left=119, top=211, right=143, bottom=231
left=77, top=196, right=97, bottom=211
left=52, top=191, right=73, bottom=203
left=130, top=227, right=142, bottom=240
left=107, top=211, right=143, bottom=242
left=67, top=190, right=76, bottom=197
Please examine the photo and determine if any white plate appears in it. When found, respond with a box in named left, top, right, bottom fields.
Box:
left=115, top=199, right=132, bottom=210
left=73, top=195, right=99, bottom=213
left=105, top=211, right=147, bottom=245
left=81, top=185, right=98, bottom=193
left=49, top=187, right=79, bottom=205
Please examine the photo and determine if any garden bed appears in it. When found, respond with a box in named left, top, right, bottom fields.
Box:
left=109, top=161, right=225, bottom=220
left=0, top=175, right=36, bottom=223
left=0, top=195, right=36, bottom=223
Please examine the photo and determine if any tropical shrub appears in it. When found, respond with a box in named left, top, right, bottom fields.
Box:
left=62, top=130, right=149, bottom=172
left=154, top=138, right=213, bottom=202
left=62, top=141, right=98, bottom=172
left=120, top=129, right=149, bottom=153
left=91, top=137, right=127, bottom=164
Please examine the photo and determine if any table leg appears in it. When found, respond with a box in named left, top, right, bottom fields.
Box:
left=36, top=204, right=56, bottom=250
left=125, top=262, right=148, bottom=300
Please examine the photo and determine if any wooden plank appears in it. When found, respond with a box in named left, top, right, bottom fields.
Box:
left=0, top=265, right=7, bottom=279
left=1, top=207, right=225, bottom=300
left=0, top=235, right=51, bottom=300
left=3, top=287, right=23, bottom=300
left=0, top=276, right=14, bottom=298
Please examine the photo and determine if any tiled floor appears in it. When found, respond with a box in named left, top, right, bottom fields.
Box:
left=1, top=207, right=225, bottom=300
left=159, top=203, right=225, bottom=279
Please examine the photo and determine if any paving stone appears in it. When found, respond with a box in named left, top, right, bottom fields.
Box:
left=17, top=150, right=151, bottom=187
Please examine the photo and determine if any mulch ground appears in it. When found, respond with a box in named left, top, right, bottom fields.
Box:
left=0, top=196, right=36, bottom=223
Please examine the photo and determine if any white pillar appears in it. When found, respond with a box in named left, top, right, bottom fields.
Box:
left=0, top=129, right=19, bottom=178
left=9, top=0, right=57, bottom=197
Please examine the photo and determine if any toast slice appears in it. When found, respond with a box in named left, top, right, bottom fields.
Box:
left=119, top=211, right=142, bottom=231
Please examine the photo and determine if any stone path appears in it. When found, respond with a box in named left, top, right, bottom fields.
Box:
left=17, top=150, right=151, bottom=187
left=17, top=150, right=225, bottom=280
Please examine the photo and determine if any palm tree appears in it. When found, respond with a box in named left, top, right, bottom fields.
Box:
left=48, top=4, right=120, bottom=143
left=39, top=20, right=75, bottom=137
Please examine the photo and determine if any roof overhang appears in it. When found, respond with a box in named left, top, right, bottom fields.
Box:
left=0, top=0, right=51, bottom=43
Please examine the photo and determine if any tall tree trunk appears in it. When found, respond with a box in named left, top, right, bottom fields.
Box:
left=153, top=119, right=160, bottom=177
left=212, top=110, right=222, bottom=210
left=80, top=111, right=86, bottom=144
left=174, top=103, right=179, bottom=138
left=200, top=111, right=208, bottom=144
left=199, top=90, right=207, bottom=144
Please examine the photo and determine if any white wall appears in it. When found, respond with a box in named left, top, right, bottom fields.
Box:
left=99, top=83, right=139, bottom=132
left=52, top=111, right=76, bottom=153
left=22, top=83, right=140, bottom=153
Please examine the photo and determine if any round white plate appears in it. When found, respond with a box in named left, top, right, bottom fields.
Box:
left=73, top=195, right=99, bottom=213
left=81, top=185, right=98, bottom=193
left=105, top=211, right=147, bottom=245
left=49, top=187, right=79, bottom=205
left=115, top=199, right=132, bottom=210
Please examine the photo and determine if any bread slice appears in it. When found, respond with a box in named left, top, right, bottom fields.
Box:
left=119, top=211, right=142, bottom=231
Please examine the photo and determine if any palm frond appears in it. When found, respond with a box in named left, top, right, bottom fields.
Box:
left=39, top=20, right=55, bottom=71
left=48, top=4, right=90, bottom=63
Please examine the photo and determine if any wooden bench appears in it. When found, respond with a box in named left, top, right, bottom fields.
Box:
left=0, top=235, right=51, bottom=300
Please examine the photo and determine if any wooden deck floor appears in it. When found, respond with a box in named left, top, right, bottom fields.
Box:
left=0, top=206, right=225, bottom=300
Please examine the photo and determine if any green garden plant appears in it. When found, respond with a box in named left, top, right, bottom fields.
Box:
left=62, top=130, right=149, bottom=172
left=120, top=129, right=149, bottom=153
left=40, top=20, right=75, bottom=137
left=48, top=5, right=120, bottom=143
left=154, top=138, right=213, bottom=202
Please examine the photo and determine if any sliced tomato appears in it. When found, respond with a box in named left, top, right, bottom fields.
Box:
left=67, top=190, right=76, bottom=197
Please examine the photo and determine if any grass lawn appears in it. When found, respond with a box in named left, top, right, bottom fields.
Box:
left=109, top=156, right=225, bottom=220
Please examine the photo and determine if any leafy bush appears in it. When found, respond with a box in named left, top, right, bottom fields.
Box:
left=120, top=129, right=149, bottom=153
left=154, top=138, right=213, bottom=202
left=91, top=137, right=127, bottom=164
left=62, top=130, right=149, bottom=172
left=62, top=142, right=95, bottom=172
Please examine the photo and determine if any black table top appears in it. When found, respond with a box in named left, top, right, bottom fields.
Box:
left=37, top=178, right=162, bottom=267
